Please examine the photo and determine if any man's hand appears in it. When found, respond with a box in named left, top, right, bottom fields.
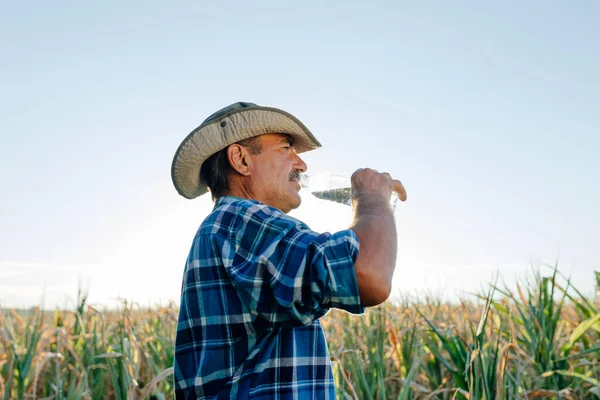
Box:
left=349, top=168, right=407, bottom=306
left=351, top=168, right=407, bottom=206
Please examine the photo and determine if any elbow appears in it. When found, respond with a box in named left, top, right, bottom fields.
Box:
left=362, top=285, right=391, bottom=307
left=355, top=269, right=392, bottom=307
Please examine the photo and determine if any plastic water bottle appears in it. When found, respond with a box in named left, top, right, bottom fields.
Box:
left=299, top=172, right=400, bottom=212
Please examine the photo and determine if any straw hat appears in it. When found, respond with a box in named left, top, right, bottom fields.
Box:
left=171, top=102, right=322, bottom=199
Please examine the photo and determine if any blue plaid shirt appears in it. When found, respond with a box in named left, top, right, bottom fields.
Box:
left=174, top=196, right=364, bottom=399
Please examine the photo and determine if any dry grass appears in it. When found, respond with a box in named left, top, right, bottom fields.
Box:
left=1, top=268, right=599, bottom=399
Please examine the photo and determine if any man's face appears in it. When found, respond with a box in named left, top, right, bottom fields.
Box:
left=248, top=133, right=307, bottom=213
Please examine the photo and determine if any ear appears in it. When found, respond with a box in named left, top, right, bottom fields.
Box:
left=227, top=144, right=252, bottom=176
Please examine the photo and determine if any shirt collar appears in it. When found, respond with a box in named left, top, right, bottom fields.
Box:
left=213, top=195, right=261, bottom=210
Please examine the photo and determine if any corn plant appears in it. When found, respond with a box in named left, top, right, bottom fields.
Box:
left=1, top=266, right=599, bottom=399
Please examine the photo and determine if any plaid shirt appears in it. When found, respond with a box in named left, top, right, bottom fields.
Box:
left=174, top=196, right=364, bottom=399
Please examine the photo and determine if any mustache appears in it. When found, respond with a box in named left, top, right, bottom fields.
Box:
left=289, top=171, right=300, bottom=181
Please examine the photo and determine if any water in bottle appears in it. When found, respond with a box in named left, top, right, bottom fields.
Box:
left=299, top=172, right=400, bottom=212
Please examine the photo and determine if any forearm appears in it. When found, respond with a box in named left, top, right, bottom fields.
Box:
left=349, top=194, right=397, bottom=306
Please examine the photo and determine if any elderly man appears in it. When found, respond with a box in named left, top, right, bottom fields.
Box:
left=171, top=102, right=406, bottom=399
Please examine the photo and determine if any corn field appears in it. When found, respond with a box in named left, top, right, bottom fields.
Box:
left=1, top=268, right=599, bottom=399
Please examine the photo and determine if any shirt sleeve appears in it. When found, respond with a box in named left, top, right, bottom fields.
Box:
left=217, top=201, right=365, bottom=328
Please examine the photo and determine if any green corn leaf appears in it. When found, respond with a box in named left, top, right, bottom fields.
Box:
left=491, top=302, right=509, bottom=316
left=397, top=352, right=421, bottom=400
left=562, top=313, right=600, bottom=355
left=542, top=369, right=600, bottom=388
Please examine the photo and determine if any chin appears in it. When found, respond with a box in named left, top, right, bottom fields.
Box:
left=282, top=194, right=302, bottom=214
left=291, top=198, right=302, bottom=210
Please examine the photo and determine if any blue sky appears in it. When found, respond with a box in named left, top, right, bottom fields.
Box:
left=1, top=1, right=598, bottom=308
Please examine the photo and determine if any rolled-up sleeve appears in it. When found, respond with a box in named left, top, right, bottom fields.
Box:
left=218, top=202, right=365, bottom=328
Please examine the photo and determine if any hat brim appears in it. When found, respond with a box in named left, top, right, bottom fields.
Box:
left=171, top=106, right=322, bottom=199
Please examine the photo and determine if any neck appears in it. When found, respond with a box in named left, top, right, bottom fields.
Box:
left=224, top=176, right=257, bottom=201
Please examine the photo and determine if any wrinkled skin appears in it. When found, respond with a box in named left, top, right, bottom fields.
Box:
left=225, top=133, right=307, bottom=213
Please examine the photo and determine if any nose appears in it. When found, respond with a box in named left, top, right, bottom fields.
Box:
left=293, top=153, right=307, bottom=173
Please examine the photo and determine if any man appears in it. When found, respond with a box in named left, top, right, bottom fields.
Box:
left=171, top=102, right=407, bottom=399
